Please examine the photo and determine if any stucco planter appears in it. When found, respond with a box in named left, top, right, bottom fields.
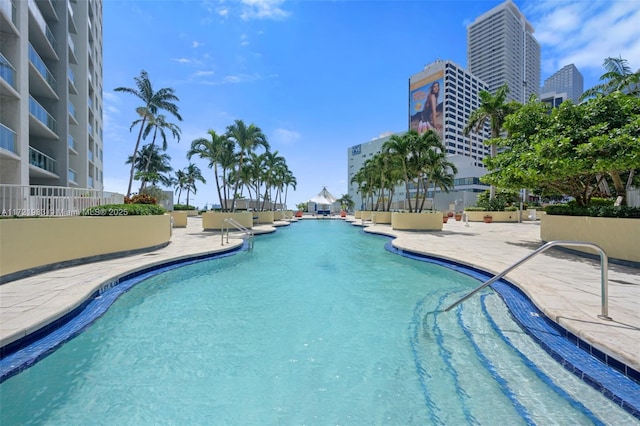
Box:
left=185, top=209, right=199, bottom=217
left=372, top=211, right=392, bottom=224
left=541, top=215, right=640, bottom=263
left=202, top=211, right=252, bottom=230
left=465, top=211, right=520, bottom=222
left=0, top=215, right=171, bottom=282
left=391, top=211, right=443, bottom=231
left=255, top=211, right=274, bottom=224
left=354, top=211, right=362, bottom=219
left=170, top=211, right=188, bottom=228
left=360, top=211, right=373, bottom=221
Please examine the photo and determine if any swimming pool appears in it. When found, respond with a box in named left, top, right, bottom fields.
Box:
left=0, top=220, right=637, bottom=424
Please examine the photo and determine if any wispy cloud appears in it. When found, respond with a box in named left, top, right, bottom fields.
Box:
left=193, top=70, right=215, bottom=77
left=240, top=34, right=250, bottom=46
left=192, top=41, right=203, bottom=48
left=240, top=0, right=290, bottom=21
left=524, top=0, right=640, bottom=76
left=200, top=72, right=278, bottom=85
left=173, top=57, right=191, bottom=64
left=272, top=128, right=301, bottom=145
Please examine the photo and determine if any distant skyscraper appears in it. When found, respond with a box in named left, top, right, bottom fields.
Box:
left=541, top=64, right=584, bottom=104
left=467, top=0, right=540, bottom=103
left=0, top=0, right=104, bottom=189
left=409, top=59, right=491, bottom=166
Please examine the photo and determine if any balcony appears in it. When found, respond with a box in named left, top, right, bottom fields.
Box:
left=67, top=1, right=77, bottom=34
left=88, top=123, right=93, bottom=139
left=28, top=0, right=56, bottom=51
left=28, top=43, right=57, bottom=95
left=68, top=168, right=77, bottom=183
left=68, top=66, right=78, bottom=95
left=88, top=176, right=93, bottom=188
left=29, top=146, right=57, bottom=174
left=68, top=134, right=77, bottom=153
left=0, top=53, right=16, bottom=90
left=29, top=95, right=57, bottom=135
left=68, top=34, right=78, bottom=64
left=88, top=149, right=94, bottom=162
left=0, top=123, right=17, bottom=154
left=68, top=101, right=78, bottom=125
left=0, top=0, right=17, bottom=33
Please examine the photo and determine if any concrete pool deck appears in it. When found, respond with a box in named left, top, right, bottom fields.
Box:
left=1, top=215, right=638, bottom=374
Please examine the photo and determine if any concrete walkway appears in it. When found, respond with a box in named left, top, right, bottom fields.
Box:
left=1, top=216, right=638, bottom=372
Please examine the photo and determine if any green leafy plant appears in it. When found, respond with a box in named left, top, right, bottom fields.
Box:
left=173, top=203, right=197, bottom=211
left=125, top=194, right=158, bottom=205
left=81, top=204, right=166, bottom=216
left=545, top=204, right=640, bottom=218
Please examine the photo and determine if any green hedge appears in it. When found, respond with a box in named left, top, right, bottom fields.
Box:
left=81, top=204, right=166, bottom=216
left=544, top=204, right=640, bottom=218
left=173, top=204, right=197, bottom=211
left=464, top=207, right=486, bottom=211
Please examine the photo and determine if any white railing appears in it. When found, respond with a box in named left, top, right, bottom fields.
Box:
left=0, top=185, right=123, bottom=217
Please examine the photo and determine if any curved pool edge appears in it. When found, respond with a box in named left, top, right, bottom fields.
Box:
left=0, top=241, right=248, bottom=383
left=380, top=238, right=639, bottom=419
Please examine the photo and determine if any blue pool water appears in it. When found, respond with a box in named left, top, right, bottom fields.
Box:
left=0, top=220, right=637, bottom=424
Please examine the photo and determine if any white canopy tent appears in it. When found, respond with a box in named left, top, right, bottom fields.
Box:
left=308, top=187, right=340, bottom=215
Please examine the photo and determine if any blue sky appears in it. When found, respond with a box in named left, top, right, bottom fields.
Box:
left=102, top=0, right=640, bottom=209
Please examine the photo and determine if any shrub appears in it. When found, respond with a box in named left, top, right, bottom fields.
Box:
left=504, top=206, right=519, bottom=211
left=125, top=194, right=157, bottom=205
left=544, top=204, right=640, bottom=218
left=81, top=204, right=166, bottom=216
left=173, top=204, right=197, bottom=211
left=464, top=207, right=486, bottom=211
left=567, top=197, right=615, bottom=208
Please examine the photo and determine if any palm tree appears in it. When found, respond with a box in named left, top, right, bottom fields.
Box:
left=282, top=172, right=297, bottom=211
left=183, top=163, right=206, bottom=208
left=115, top=70, right=182, bottom=198
left=174, top=169, right=188, bottom=205
left=188, top=130, right=235, bottom=211
left=464, top=83, right=512, bottom=200
left=429, top=155, right=458, bottom=211
left=383, top=132, right=415, bottom=211
left=125, top=144, right=173, bottom=191
left=225, top=120, right=269, bottom=211
left=581, top=56, right=640, bottom=100
left=336, top=194, right=355, bottom=213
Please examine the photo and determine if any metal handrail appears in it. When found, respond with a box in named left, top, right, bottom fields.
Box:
left=222, top=217, right=254, bottom=250
left=443, top=241, right=611, bottom=320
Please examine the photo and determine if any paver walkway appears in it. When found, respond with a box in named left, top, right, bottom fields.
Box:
left=1, top=216, right=638, bottom=372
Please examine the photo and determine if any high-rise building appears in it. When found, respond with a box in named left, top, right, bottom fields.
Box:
left=409, top=59, right=491, bottom=166
left=0, top=0, right=104, bottom=190
left=541, top=64, right=584, bottom=104
left=467, top=0, right=540, bottom=103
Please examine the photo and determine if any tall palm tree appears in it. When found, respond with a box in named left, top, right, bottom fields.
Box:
left=581, top=56, right=640, bottom=100
left=260, top=150, right=286, bottom=210
left=282, top=172, right=297, bottom=211
left=183, top=163, right=206, bottom=208
left=115, top=70, right=182, bottom=198
left=225, top=119, right=269, bottom=211
left=188, top=130, right=235, bottom=211
left=336, top=194, right=355, bottom=213
left=174, top=169, right=188, bottom=205
left=464, top=83, right=511, bottom=200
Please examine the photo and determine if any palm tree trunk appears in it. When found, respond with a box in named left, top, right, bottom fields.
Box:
left=126, top=117, right=147, bottom=197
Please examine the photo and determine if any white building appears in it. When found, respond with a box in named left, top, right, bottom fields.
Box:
left=541, top=64, right=583, bottom=104
left=410, top=59, right=491, bottom=167
left=0, top=0, right=104, bottom=189
left=467, top=0, right=540, bottom=103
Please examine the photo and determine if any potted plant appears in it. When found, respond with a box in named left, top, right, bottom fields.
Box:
left=483, top=214, right=493, bottom=223
left=455, top=212, right=463, bottom=221
left=443, top=212, right=449, bottom=223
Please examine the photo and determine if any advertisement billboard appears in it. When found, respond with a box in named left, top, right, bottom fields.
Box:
left=409, top=70, right=444, bottom=140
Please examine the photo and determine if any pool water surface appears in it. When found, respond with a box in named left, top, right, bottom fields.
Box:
left=0, top=220, right=637, bottom=424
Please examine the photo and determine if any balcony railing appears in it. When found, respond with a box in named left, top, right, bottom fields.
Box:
left=68, top=34, right=76, bottom=57
left=0, top=184, right=124, bottom=217
left=28, top=43, right=57, bottom=91
left=88, top=149, right=94, bottom=162
left=88, top=95, right=93, bottom=109
left=88, top=176, right=93, bottom=188
left=29, top=95, right=57, bottom=133
left=68, top=101, right=77, bottom=120
left=1, top=0, right=17, bottom=26
left=1, top=123, right=17, bottom=154
left=28, top=0, right=56, bottom=50
left=29, top=146, right=57, bottom=174
left=68, top=134, right=77, bottom=151
left=68, top=66, right=75, bottom=85
left=68, top=168, right=77, bottom=182
left=0, top=53, right=16, bottom=89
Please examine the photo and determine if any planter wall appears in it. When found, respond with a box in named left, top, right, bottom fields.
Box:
left=170, top=211, right=188, bottom=228
left=202, top=211, right=252, bottom=230
left=0, top=215, right=171, bottom=280
left=255, top=211, right=274, bottom=224
left=391, top=212, right=443, bottom=231
left=541, top=215, right=640, bottom=263
left=372, top=211, right=392, bottom=224
left=465, top=211, right=520, bottom=222
left=360, top=211, right=373, bottom=221
left=354, top=211, right=362, bottom=219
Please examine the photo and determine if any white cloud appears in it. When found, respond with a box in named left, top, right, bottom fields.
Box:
left=200, top=73, right=278, bottom=85
left=240, top=0, right=290, bottom=21
left=193, top=70, right=215, bottom=77
left=272, top=128, right=301, bottom=145
left=192, top=41, right=203, bottom=48
left=173, top=58, right=191, bottom=64
left=240, top=34, right=249, bottom=46
left=218, top=7, right=229, bottom=17
left=525, top=0, right=640, bottom=77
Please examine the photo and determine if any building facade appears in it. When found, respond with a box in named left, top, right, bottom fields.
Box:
left=0, top=0, right=104, bottom=189
left=410, top=59, right=491, bottom=167
left=541, top=63, right=583, bottom=104
left=467, top=0, right=540, bottom=103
